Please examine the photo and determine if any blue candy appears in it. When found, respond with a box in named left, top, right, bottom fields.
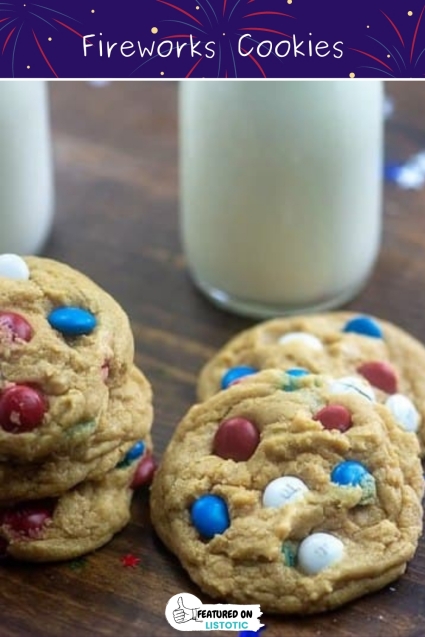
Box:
left=342, top=316, right=382, bottom=339
left=282, top=368, right=310, bottom=391
left=48, top=307, right=97, bottom=336
left=331, top=460, right=369, bottom=486
left=116, top=441, right=145, bottom=469
left=190, top=494, right=230, bottom=539
left=286, top=368, right=310, bottom=377
left=125, top=441, right=145, bottom=462
left=221, top=366, right=258, bottom=390
left=331, top=460, right=376, bottom=504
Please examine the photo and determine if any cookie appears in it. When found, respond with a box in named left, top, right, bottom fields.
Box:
left=151, top=370, right=423, bottom=614
left=0, top=255, right=135, bottom=460
left=0, top=447, right=154, bottom=562
left=0, top=365, right=153, bottom=503
left=197, top=312, right=425, bottom=451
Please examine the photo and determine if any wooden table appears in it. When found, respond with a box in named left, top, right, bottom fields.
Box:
left=2, top=81, right=425, bottom=637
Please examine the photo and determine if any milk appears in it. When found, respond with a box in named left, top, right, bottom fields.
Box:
left=180, top=81, right=383, bottom=317
left=0, top=82, right=54, bottom=254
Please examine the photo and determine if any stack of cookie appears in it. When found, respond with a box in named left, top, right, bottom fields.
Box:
left=151, top=313, right=425, bottom=613
left=0, top=254, right=154, bottom=562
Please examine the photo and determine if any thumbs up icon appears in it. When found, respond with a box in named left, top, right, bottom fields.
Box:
left=173, top=596, right=196, bottom=623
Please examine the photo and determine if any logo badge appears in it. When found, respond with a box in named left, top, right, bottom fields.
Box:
left=165, top=593, right=263, bottom=632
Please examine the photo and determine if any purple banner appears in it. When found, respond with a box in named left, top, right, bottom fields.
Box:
left=0, top=0, right=424, bottom=78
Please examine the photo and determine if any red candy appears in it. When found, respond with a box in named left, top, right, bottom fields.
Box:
left=313, top=404, right=352, bottom=432
left=213, top=417, right=260, bottom=461
left=0, top=385, right=47, bottom=433
left=131, top=454, right=157, bottom=489
left=0, top=311, right=32, bottom=343
left=2, top=501, right=54, bottom=538
left=357, top=361, right=397, bottom=394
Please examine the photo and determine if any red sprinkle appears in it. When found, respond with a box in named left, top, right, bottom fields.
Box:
left=120, top=553, right=141, bottom=568
left=313, top=404, right=352, bottom=432
left=2, top=501, right=54, bottom=538
left=131, top=454, right=157, bottom=489
left=0, top=385, right=47, bottom=433
left=213, top=417, right=260, bottom=461
left=357, top=361, right=397, bottom=394
left=0, top=311, right=33, bottom=343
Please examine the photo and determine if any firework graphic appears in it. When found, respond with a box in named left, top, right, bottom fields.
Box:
left=0, top=1, right=91, bottom=78
left=350, top=5, right=425, bottom=77
left=131, top=0, right=297, bottom=78
left=0, top=0, right=419, bottom=79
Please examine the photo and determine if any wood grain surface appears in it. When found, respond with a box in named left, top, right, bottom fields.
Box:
left=1, top=81, right=425, bottom=637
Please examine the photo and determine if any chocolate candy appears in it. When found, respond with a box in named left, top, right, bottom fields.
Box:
left=313, top=404, right=352, bottom=432
left=0, top=385, right=47, bottom=433
left=282, top=368, right=310, bottom=391
left=357, top=361, right=397, bottom=394
left=298, top=532, right=344, bottom=574
left=331, top=460, right=376, bottom=504
left=286, top=367, right=310, bottom=377
left=278, top=332, right=323, bottom=351
left=190, top=494, right=230, bottom=539
left=342, top=315, right=383, bottom=339
left=2, top=501, right=54, bottom=537
left=262, top=476, right=309, bottom=509
left=125, top=441, right=145, bottom=462
left=386, top=394, right=420, bottom=433
left=0, top=254, right=29, bottom=280
left=213, top=417, right=260, bottom=461
left=131, top=454, right=157, bottom=488
left=328, top=376, right=375, bottom=402
left=239, top=631, right=264, bottom=637
left=0, top=311, right=33, bottom=342
left=117, top=441, right=146, bottom=468
left=48, top=306, right=97, bottom=336
left=221, top=366, right=258, bottom=389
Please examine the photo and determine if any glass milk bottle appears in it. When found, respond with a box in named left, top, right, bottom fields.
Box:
left=180, top=81, right=383, bottom=318
left=0, top=82, right=54, bottom=254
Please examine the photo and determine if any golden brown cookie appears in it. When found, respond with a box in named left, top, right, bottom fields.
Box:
left=152, top=370, right=423, bottom=614
left=0, top=256, right=135, bottom=460
left=0, top=451, right=148, bottom=562
left=197, top=312, right=425, bottom=451
left=0, top=365, right=153, bottom=503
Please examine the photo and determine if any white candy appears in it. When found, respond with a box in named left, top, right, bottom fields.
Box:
left=278, top=332, right=323, bottom=351
left=0, top=254, right=29, bottom=280
left=298, top=532, right=344, bottom=575
left=395, top=165, right=425, bottom=190
left=385, top=394, right=420, bottom=433
left=328, top=376, right=375, bottom=402
left=262, top=476, right=309, bottom=509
